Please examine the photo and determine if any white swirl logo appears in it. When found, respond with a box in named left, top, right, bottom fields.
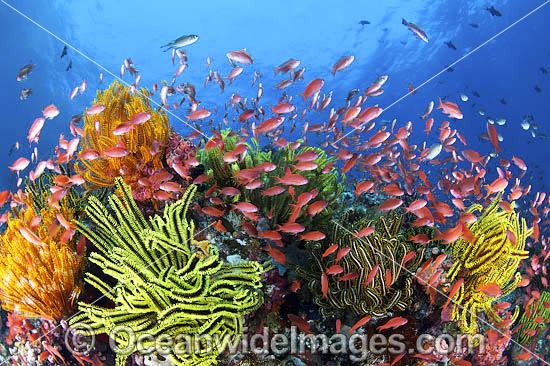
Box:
left=64, top=322, right=95, bottom=356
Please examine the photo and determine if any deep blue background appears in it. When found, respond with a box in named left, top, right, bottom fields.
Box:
left=1, top=0, right=548, bottom=200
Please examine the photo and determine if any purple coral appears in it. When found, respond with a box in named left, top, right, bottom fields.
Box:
left=165, top=129, right=197, bottom=169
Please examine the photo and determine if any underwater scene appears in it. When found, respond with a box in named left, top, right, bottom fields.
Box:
left=1, top=0, right=550, bottom=365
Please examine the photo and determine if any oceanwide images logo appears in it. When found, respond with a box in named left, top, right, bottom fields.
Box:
left=66, top=324, right=485, bottom=362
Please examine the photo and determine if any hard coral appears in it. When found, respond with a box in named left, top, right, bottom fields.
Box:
left=166, top=128, right=197, bottom=175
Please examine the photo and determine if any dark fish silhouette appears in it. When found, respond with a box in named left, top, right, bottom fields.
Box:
left=445, top=41, right=456, bottom=50
left=487, top=6, right=502, bottom=16
left=500, top=98, right=507, bottom=104
left=444, top=65, right=454, bottom=72
left=8, top=142, right=19, bottom=156
left=535, top=85, right=542, bottom=93
left=60, top=45, right=67, bottom=58
left=470, top=23, right=479, bottom=28
left=66, top=60, right=72, bottom=71
left=358, top=20, right=371, bottom=25
left=540, top=67, right=549, bottom=74
left=473, top=91, right=480, bottom=97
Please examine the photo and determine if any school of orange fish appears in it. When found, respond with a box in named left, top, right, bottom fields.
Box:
left=6, top=44, right=550, bottom=365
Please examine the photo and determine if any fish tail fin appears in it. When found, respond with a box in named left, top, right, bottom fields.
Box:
left=402, top=18, right=408, bottom=25
left=437, top=97, right=444, bottom=109
left=273, top=67, right=280, bottom=75
left=433, top=228, right=443, bottom=241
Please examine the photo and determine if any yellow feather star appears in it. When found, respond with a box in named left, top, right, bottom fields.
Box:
left=70, top=178, right=266, bottom=366
left=446, top=194, right=532, bottom=334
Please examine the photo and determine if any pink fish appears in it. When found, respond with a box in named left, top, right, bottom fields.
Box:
left=70, top=87, right=79, bottom=100
left=27, top=117, right=45, bottom=144
left=42, top=104, right=60, bottom=119
left=9, top=157, right=30, bottom=172
left=86, top=104, right=105, bottom=116
left=103, top=146, right=127, bottom=158
left=130, top=112, right=152, bottom=125
left=300, top=79, right=324, bottom=102
left=186, top=109, right=212, bottom=120
left=356, top=106, right=383, bottom=124
left=79, top=149, right=100, bottom=160
left=113, top=122, right=134, bottom=136
left=437, top=98, right=463, bottom=119
left=272, top=103, right=295, bottom=114
left=226, top=49, right=253, bottom=65
left=79, top=80, right=87, bottom=94
left=19, top=227, right=45, bottom=247
left=330, top=56, right=354, bottom=74
left=160, top=85, right=169, bottom=108
left=225, top=67, right=244, bottom=84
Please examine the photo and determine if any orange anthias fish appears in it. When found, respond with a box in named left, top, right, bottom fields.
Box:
left=376, top=317, right=408, bottom=331
left=487, top=122, right=502, bottom=153
left=300, top=78, right=324, bottom=102
left=287, top=314, right=311, bottom=334
left=348, top=315, right=371, bottom=334
left=480, top=282, right=502, bottom=297
left=437, top=98, right=463, bottom=119
left=265, top=245, right=286, bottom=265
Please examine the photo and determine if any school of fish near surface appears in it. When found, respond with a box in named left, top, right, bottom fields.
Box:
left=2, top=8, right=550, bottom=366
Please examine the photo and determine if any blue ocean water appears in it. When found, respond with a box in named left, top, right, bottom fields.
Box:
left=1, top=0, right=548, bottom=197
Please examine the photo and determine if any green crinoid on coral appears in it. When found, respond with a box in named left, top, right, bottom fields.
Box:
left=446, top=194, right=532, bottom=335
left=299, top=211, right=424, bottom=318
left=199, top=130, right=343, bottom=227
left=199, top=129, right=251, bottom=186
left=69, top=178, right=267, bottom=366
left=514, top=291, right=550, bottom=345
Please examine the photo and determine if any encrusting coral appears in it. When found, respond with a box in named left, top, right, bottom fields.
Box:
left=446, top=194, right=532, bottom=334
left=300, top=212, right=424, bottom=317
left=0, top=186, right=85, bottom=320
left=70, top=178, right=267, bottom=366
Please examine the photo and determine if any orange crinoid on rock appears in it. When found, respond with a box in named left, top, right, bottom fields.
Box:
left=0, top=190, right=85, bottom=320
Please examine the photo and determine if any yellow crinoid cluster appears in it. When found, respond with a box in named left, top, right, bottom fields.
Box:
left=0, top=189, right=85, bottom=320
left=446, top=194, right=532, bottom=334
left=76, top=80, right=170, bottom=189
left=70, top=179, right=266, bottom=366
